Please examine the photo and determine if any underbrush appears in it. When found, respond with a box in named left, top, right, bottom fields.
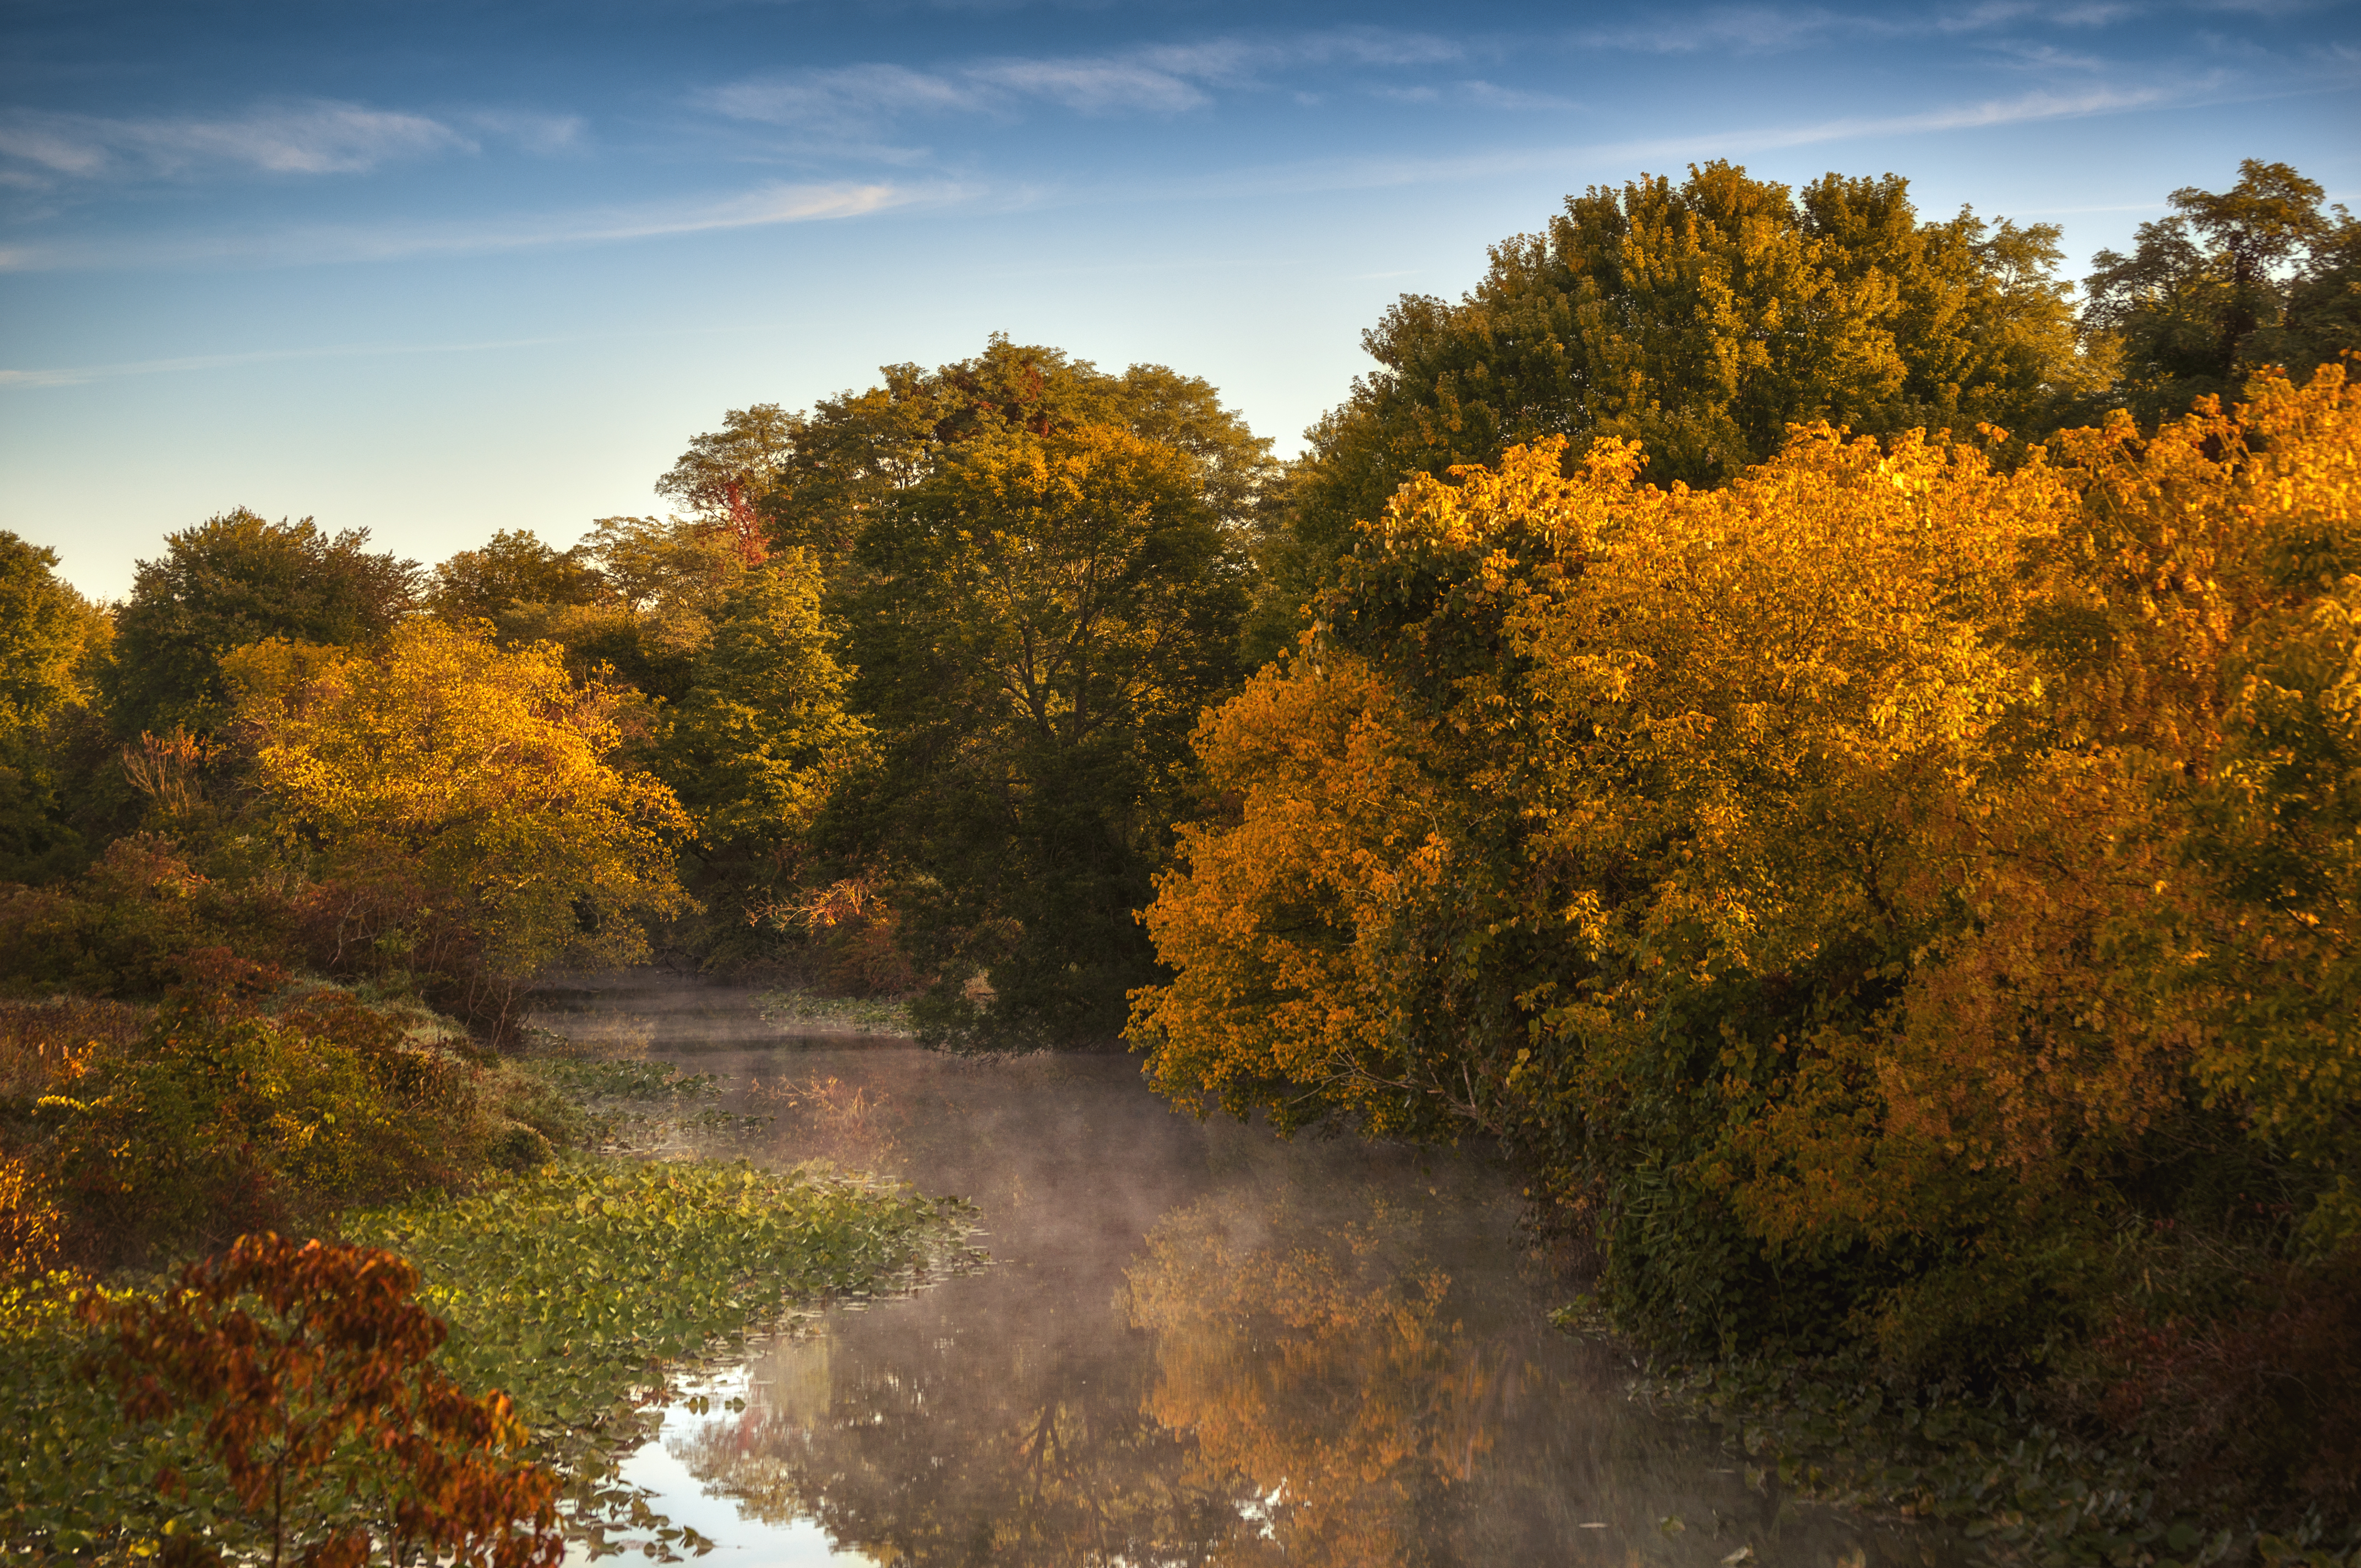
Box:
left=0, top=968, right=568, bottom=1272
left=0, top=832, right=546, bottom=1035
left=1613, top=1344, right=2361, bottom=1568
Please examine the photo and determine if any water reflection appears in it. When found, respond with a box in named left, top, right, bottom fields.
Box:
left=1126, top=1187, right=1536, bottom=1564
left=535, top=978, right=1947, bottom=1567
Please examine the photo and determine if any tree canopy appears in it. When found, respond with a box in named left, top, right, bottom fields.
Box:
left=228, top=621, right=692, bottom=990
left=423, top=529, right=603, bottom=625
left=1255, top=162, right=2092, bottom=658
left=107, top=510, right=418, bottom=738
left=745, top=336, right=1275, bottom=582
left=834, top=402, right=1254, bottom=1046
left=0, top=532, right=108, bottom=880
left=661, top=549, right=872, bottom=911
left=2084, top=158, right=2360, bottom=423
left=1135, top=365, right=2361, bottom=1453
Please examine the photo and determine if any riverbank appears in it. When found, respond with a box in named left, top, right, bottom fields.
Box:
left=0, top=981, right=972, bottom=1558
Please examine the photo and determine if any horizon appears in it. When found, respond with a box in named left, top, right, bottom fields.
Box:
left=4, top=0, right=2355, bottom=601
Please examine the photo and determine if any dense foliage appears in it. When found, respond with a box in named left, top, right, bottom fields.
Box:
left=107, top=510, right=419, bottom=740
left=0, top=532, right=110, bottom=883
left=229, top=622, right=693, bottom=1022
left=1253, top=162, right=2096, bottom=658
left=2086, top=160, right=2360, bottom=427
left=1131, top=367, right=2361, bottom=1534
left=83, top=1234, right=565, bottom=1567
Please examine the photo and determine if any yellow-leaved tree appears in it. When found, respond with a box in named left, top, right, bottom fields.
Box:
left=228, top=621, right=692, bottom=1020
left=1134, top=364, right=2361, bottom=1478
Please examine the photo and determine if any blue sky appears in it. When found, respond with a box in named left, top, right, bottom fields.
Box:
left=3, top=0, right=2354, bottom=600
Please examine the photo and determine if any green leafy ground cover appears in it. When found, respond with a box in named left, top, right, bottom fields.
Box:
left=0, top=1273, right=231, bottom=1555
left=356, top=1155, right=978, bottom=1554
left=755, top=987, right=912, bottom=1037
left=1624, top=1351, right=2361, bottom=1568
left=0, top=1044, right=976, bottom=1559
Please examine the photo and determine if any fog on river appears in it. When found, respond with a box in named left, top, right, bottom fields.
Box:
left=534, top=975, right=1953, bottom=1568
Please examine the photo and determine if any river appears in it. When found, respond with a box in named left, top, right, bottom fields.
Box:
left=535, top=974, right=1949, bottom=1567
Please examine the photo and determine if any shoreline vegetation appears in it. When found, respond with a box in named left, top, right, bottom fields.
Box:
left=0, top=983, right=974, bottom=1559
left=2, top=155, right=2357, bottom=1560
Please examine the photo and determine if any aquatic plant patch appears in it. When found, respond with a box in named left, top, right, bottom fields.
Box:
left=351, top=1156, right=977, bottom=1548
left=0, top=1273, right=219, bottom=1553
left=757, top=987, right=912, bottom=1037
left=1630, top=1351, right=2361, bottom=1568
left=509, top=1053, right=776, bottom=1159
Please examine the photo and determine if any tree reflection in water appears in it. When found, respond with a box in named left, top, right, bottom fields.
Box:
left=532, top=988, right=1932, bottom=1567
left=667, top=1288, right=1256, bottom=1564
left=1125, top=1189, right=1510, bottom=1564
left=667, top=1170, right=1789, bottom=1566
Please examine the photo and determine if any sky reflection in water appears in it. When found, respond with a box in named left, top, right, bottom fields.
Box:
left=540, top=979, right=1943, bottom=1567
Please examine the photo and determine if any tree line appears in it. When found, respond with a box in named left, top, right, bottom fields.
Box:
left=3, top=155, right=2358, bottom=1538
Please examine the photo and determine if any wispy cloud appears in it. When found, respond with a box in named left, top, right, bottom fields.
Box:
left=0, top=101, right=470, bottom=182
left=1934, top=1, right=2142, bottom=31
left=1575, top=1, right=2143, bottom=54
left=0, top=178, right=951, bottom=272
left=0, top=335, right=584, bottom=390
left=1741, top=78, right=2194, bottom=141
left=1124, top=77, right=2227, bottom=205
left=1574, top=7, right=1848, bottom=55
left=454, top=110, right=589, bottom=156
left=1461, top=81, right=1583, bottom=112
left=705, top=28, right=1464, bottom=130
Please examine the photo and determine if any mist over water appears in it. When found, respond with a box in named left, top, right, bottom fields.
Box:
left=535, top=974, right=1951, bottom=1566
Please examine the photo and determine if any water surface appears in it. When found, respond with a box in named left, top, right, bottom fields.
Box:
left=537, top=975, right=1946, bottom=1567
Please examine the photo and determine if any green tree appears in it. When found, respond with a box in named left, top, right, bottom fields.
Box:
left=0, top=532, right=111, bottom=880
left=107, top=510, right=418, bottom=738
left=445, top=515, right=751, bottom=709
left=760, top=336, right=1275, bottom=585
left=662, top=550, right=873, bottom=910
left=656, top=402, right=803, bottom=567
left=1259, top=162, right=2091, bottom=661
left=424, top=529, right=603, bottom=626
left=2084, top=159, right=2357, bottom=422
left=837, top=407, right=1254, bottom=1047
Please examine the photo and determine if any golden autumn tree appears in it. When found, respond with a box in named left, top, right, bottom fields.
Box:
left=227, top=621, right=691, bottom=1012
left=1134, top=367, right=2361, bottom=1419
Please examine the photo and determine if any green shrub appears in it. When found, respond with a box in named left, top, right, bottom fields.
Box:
left=20, top=974, right=529, bottom=1270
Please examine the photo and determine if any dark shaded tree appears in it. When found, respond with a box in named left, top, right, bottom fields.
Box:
left=106, top=510, right=418, bottom=738
left=0, top=532, right=108, bottom=880
left=815, top=341, right=1264, bottom=1046
left=2084, top=159, right=2358, bottom=423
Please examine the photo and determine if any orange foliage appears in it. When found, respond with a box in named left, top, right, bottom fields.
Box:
left=1135, top=365, right=2361, bottom=1384
left=85, top=1234, right=562, bottom=1567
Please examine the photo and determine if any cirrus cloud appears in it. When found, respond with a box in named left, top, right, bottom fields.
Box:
left=704, top=28, right=1466, bottom=131
left=0, top=100, right=471, bottom=183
